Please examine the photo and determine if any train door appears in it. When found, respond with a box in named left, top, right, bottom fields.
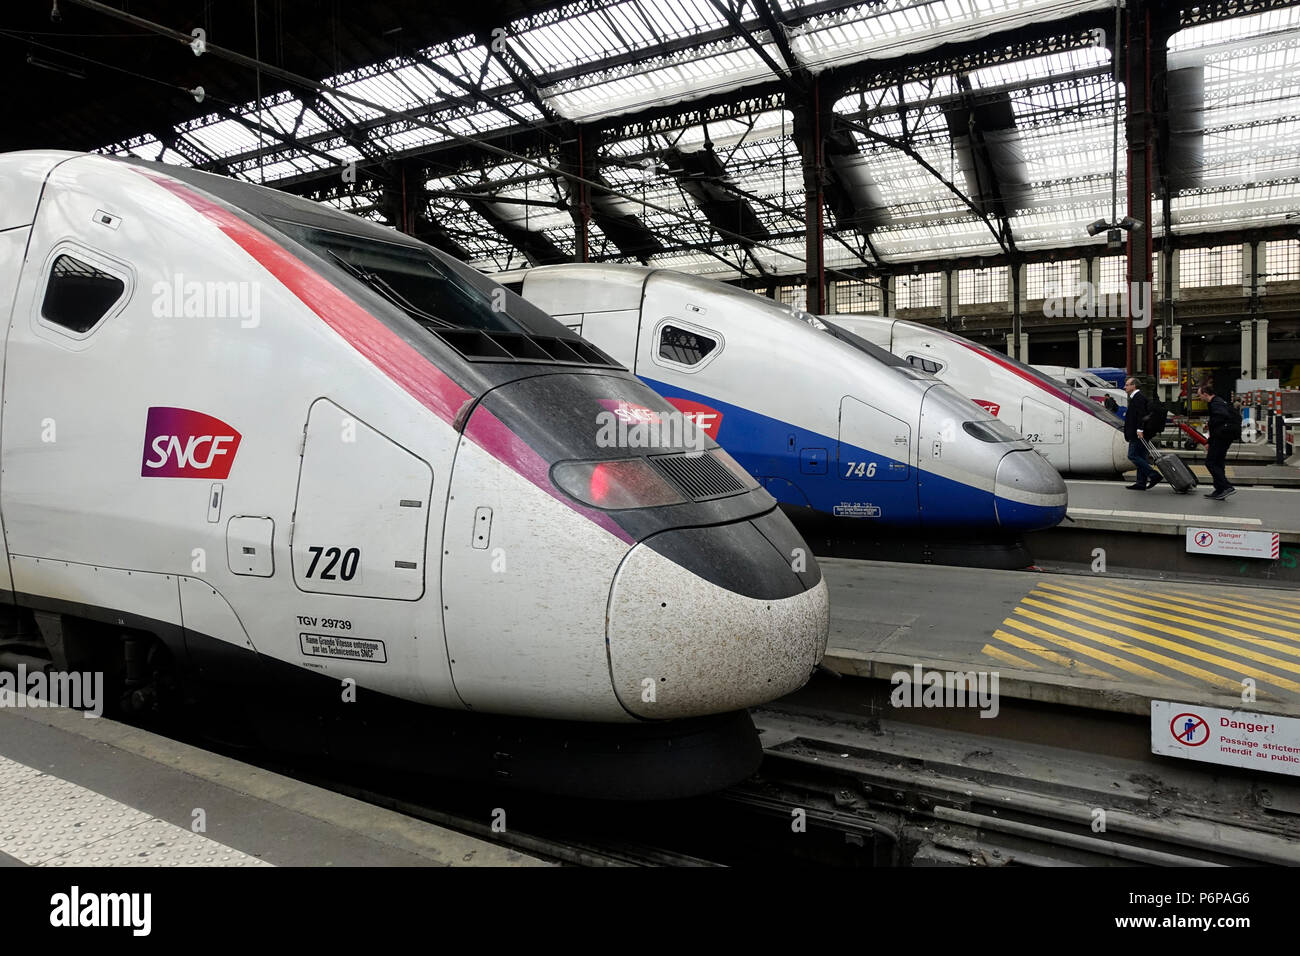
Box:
left=0, top=224, right=28, bottom=600
left=292, top=399, right=432, bottom=601
left=3, top=238, right=137, bottom=566
left=1021, top=397, right=1065, bottom=449
left=838, top=397, right=911, bottom=481
left=289, top=399, right=434, bottom=693
left=835, top=396, right=913, bottom=522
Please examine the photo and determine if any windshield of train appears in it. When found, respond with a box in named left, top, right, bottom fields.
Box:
left=275, top=221, right=533, bottom=334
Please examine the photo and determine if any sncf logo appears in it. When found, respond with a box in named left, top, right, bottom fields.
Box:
left=972, top=400, right=1001, bottom=417
left=664, top=397, right=723, bottom=438
left=141, top=407, right=241, bottom=478
left=597, top=399, right=663, bottom=425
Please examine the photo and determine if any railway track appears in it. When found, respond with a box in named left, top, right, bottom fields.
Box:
left=745, top=705, right=1300, bottom=866
left=245, top=684, right=1300, bottom=867
left=7, top=651, right=1297, bottom=866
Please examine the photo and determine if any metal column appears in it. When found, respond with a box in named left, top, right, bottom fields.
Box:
left=1125, top=0, right=1157, bottom=378
left=797, top=77, right=828, bottom=314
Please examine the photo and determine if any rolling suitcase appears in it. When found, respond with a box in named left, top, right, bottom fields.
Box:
left=1143, top=438, right=1197, bottom=493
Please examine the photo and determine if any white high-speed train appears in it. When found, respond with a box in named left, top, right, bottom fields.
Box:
left=520, top=264, right=1067, bottom=542
left=827, top=315, right=1129, bottom=474
left=0, top=151, right=829, bottom=798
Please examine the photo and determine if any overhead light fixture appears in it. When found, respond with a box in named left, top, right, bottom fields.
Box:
left=1086, top=216, right=1142, bottom=241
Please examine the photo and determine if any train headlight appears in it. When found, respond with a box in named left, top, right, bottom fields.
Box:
left=551, top=458, right=685, bottom=510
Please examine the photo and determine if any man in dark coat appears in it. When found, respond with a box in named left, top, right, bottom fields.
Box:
left=1198, top=382, right=1237, bottom=500
left=1122, top=377, right=1159, bottom=490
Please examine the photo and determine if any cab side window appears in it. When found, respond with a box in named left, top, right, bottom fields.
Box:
left=906, top=354, right=943, bottom=374
left=659, top=324, right=717, bottom=366
left=41, top=254, right=125, bottom=334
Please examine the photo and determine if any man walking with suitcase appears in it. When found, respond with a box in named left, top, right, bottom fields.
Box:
left=1198, top=382, right=1238, bottom=500
left=1123, top=377, right=1159, bottom=490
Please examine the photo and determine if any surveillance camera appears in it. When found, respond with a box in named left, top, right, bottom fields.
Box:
left=1086, top=219, right=1109, bottom=237
left=1119, top=216, right=1143, bottom=231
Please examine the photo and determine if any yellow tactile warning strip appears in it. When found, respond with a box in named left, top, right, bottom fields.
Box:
left=981, top=579, right=1300, bottom=699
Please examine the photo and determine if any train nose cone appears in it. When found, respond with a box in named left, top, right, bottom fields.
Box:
left=993, top=449, right=1068, bottom=531
left=606, top=518, right=829, bottom=720
left=1112, top=428, right=1132, bottom=474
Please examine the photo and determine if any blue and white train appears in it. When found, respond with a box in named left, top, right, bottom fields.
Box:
left=520, top=265, right=1068, bottom=536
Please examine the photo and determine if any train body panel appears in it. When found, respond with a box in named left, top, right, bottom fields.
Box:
left=441, top=427, right=637, bottom=720
left=0, top=151, right=828, bottom=748
left=521, top=264, right=1067, bottom=534
left=829, top=314, right=1130, bottom=475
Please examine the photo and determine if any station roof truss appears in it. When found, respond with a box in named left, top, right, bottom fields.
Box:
left=7, top=0, right=1300, bottom=282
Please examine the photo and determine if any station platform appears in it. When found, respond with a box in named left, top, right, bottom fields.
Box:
left=1174, top=461, right=1300, bottom=487
left=1141, top=441, right=1299, bottom=484
left=1022, top=478, right=1300, bottom=585
left=1173, top=441, right=1285, bottom=464
left=1062, top=479, right=1300, bottom=539
left=0, top=701, right=546, bottom=867
left=820, top=558, right=1300, bottom=718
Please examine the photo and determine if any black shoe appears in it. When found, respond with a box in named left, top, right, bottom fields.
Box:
left=1222, top=486, right=1236, bottom=498
left=1206, top=489, right=1228, bottom=500
left=1125, top=482, right=1148, bottom=490
left=1146, top=475, right=1163, bottom=489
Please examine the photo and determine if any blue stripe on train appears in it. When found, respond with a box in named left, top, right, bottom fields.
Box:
left=641, top=376, right=1025, bottom=530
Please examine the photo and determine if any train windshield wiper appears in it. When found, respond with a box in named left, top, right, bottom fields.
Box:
left=326, top=251, right=454, bottom=330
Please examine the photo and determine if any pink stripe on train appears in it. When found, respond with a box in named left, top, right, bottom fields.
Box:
left=135, top=167, right=634, bottom=545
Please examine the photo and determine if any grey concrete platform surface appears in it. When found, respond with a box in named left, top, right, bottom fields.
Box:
left=821, top=558, right=1300, bottom=718
left=1175, top=461, right=1300, bottom=487
left=1128, top=445, right=1299, bottom=485
left=1062, top=478, right=1300, bottom=541
left=1170, top=460, right=1300, bottom=486
left=1169, top=438, right=1290, bottom=464
left=0, top=702, right=546, bottom=867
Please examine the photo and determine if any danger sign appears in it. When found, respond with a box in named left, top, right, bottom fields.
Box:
left=1185, top=527, right=1279, bottom=560
left=1152, top=700, right=1300, bottom=776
